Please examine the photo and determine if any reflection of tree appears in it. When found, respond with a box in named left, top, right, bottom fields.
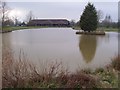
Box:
left=79, top=35, right=97, bottom=63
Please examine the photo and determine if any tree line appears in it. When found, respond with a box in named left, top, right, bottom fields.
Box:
left=70, top=3, right=118, bottom=30
left=1, top=1, right=34, bottom=27
left=71, top=15, right=118, bottom=30
left=1, top=1, right=119, bottom=30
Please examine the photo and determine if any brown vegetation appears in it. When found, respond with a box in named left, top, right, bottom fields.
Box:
left=2, top=50, right=98, bottom=88
left=2, top=49, right=119, bottom=88
left=111, top=55, right=120, bottom=71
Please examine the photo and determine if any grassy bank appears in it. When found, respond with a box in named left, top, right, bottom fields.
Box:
left=2, top=50, right=119, bottom=88
left=2, top=26, right=70, bottom=33
left=97, top=27, right=119, bottom=32
left=73, top=26, right=119, bottom=32
left=2, top=26, right=49, bottom=32
left=2, top=26, right=119, bottom=33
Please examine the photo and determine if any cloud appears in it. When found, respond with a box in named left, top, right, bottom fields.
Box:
left=7, top=2, right=118, bottom=22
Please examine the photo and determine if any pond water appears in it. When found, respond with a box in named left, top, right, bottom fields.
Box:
left=2, top=28, right=118, bottom=72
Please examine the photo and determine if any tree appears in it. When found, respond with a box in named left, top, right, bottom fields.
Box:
left=70, top=19, right=76, bottom=27
left=3, top=19, right=14, bottom=26
left=80, top=3, right=98, bottom=32
left=118, top=19, right=120, bottom=29
left=0, top=1, right=10, bottom=27
left=102, top=15, right=112, bottom=28
left=14, top=17, right=18, bottom=26
left=26, top=10, right=34, bottom=23
left=97, top=10, right=104, bottom=22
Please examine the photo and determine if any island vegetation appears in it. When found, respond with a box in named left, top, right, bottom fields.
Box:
left=74, top=3, right=118, bottom=34
left=80, top=3, right=98, bottom=32
left=71, top=3, right=119, bottom=32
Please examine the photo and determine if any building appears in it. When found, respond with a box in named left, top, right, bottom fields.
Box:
left=27, top=19, right=70, bottom=27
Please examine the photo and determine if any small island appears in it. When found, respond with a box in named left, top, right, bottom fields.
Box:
left=76, top=30, right=105, bottom=35
left=75, top=3, right=106, bottom=35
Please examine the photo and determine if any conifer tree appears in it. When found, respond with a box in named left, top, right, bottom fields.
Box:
left=80, top=3, right=98, bottom=32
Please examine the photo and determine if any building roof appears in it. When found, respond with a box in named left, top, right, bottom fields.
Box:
left=28, top=19, right=70, bottom=25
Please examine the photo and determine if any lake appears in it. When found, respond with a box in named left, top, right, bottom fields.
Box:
left=2, top=28, right=118, bottom=72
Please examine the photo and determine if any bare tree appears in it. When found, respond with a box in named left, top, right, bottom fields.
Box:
left=97, top=10, right=104, bottom=22
left=26, top=10, right=34, bottom=23
left=118, top=1, right=120, bottom=29
left=0, top=0, right=2, bottom=27
left=70, top=19, right=76, bottom=27
left=0, top=1, right=10, bottom=27
left=12, top=15, right=19, bottom=26
left=102, top=15, right=112, bottom=28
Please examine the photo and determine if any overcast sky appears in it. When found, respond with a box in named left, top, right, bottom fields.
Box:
left=7, top=1, right=118, bottom=22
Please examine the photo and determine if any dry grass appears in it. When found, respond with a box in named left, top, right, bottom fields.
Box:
left=3, top=49, right=119, bottom=88
left=2, top=49, right=37, bottom=88
left=2, top=49, right=98, bottom=88
left=111, top=55, right=120, bottom=72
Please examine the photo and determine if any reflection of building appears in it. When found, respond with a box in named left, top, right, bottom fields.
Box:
left=27, top=19, right=70, bottom=27
left=79, top=35, right=97, bottom=63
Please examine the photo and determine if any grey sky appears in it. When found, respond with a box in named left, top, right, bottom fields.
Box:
left=7, top=2, right=118, bottom=22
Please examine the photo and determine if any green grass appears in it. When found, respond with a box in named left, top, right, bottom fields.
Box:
left=3, top=26, right=119, bottom=33
left=2, top=26, right=49, bottom=32
left=2, top=26, right=70, bottom=33
left=97, top=27, right=119, bottom=32
left=72, top=26, right=119, bottom=32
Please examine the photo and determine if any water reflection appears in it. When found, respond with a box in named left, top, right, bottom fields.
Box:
left=2, top=33, right=12, bottom=50
left=2, top=28, right=118, bottom=71
left=79, top=35, right=97, bottom=63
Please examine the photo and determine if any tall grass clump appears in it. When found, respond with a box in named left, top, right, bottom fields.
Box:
left=111, top=55, right=120, bottom=72
left=2, top=49, right=98, bottom=88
